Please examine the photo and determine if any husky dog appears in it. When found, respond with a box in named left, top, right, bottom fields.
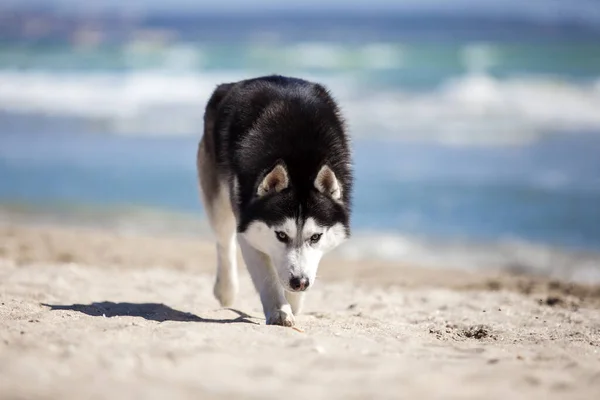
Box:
left=197, top=75, right=353, bottom=326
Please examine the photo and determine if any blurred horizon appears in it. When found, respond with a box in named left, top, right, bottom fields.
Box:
left=4, top=0, right=600, bottom=20
left=2, top=0, right=600, bottom=45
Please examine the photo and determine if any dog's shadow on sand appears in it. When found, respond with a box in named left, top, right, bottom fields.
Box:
left=41, top=302, right=259, bottom=325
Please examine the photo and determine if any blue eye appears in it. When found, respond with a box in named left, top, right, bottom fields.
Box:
left=309, top=233, right=322, bottom=243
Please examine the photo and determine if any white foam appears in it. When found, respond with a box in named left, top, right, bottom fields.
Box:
left=342, top=73, right=600, bottom=146
left=1, top=70, right=600, bottom=145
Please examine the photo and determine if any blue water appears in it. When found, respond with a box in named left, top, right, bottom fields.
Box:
left=1, top=129, right=600, bottom=252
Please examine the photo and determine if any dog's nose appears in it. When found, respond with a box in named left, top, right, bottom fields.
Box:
left=289, top=276, right=310, bottom=291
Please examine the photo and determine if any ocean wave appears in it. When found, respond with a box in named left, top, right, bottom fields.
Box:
left=345, top=74, right=600, bottom=146
left=1, top=70, right=600, bottom=145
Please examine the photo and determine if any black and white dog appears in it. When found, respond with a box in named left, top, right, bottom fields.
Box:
left=197, top=75, right=353, bottom=326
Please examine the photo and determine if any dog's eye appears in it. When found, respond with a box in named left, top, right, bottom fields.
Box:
left=309, top=233, right=322, bottom=243
left=275, top=231, right=289, bottom=243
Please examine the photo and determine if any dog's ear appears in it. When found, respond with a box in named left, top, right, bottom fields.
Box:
left=257, top=163, right=289, bottom=197
left=314, top=165, right=342, bottom=201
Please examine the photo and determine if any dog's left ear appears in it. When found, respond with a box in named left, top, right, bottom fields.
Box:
left=314, top=165, right=342, bottom=201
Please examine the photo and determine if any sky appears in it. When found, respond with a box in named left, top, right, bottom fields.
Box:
left=4, top=0, right=600, bottom=24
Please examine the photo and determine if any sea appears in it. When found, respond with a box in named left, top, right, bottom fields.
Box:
left=1, top=13, right=600, bottom=282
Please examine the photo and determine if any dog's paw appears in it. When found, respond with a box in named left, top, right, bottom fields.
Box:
left=266, top=309, right=295, bottom=327
left=213, top=276, right=238, bottom=308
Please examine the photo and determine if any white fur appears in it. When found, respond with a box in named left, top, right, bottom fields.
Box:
left=201, top=183, right=239, bottom=308
left=238, top=216, right=346, bottom=324
left=237, top=235, right=295, bottom=326
left=241, top=217, right=347, bottom=292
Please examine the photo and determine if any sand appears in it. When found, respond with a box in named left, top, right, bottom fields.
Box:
left=1, top=224, right=600, bottom=400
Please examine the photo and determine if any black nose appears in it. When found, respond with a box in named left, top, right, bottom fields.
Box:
left=289, top=276, right=309, bottom=291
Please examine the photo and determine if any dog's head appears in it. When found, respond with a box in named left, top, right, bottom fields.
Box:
left=239, top=161, right=350, bottom=292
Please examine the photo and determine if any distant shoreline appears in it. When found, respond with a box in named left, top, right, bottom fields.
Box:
left=2, top=202, right=600, bottom=285
left=0, top=201, right=210, bottom=239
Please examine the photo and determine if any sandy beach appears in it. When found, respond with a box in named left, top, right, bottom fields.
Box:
left=1, top=223, right=599, bottom=400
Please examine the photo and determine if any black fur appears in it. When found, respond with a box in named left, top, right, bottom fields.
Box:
left=204, top=75, right=353, bottom=235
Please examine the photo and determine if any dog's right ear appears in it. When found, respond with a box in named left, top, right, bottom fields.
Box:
left=257, top=163, right=289, bottom=197
left=314, top=165, right=342, bottom=201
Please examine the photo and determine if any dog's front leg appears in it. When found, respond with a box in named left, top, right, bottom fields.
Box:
left=237, top=236, right=294, bottom=327
left=285, top=291, right=305, bottom=316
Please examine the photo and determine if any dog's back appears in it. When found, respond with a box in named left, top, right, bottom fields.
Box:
left=201, top=75, right=351, bottom=210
